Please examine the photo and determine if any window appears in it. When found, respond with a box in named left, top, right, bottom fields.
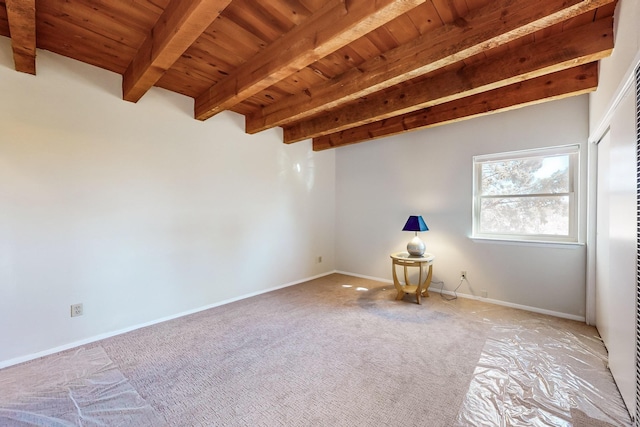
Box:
left=472, top=145, right=579, bottom=243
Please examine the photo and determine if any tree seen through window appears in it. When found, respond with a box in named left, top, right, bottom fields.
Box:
left=473, top=146, right=578, bottom=242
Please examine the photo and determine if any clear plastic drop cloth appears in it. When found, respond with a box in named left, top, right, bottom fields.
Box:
left=455, top=323, right=632, bottom=426
left=0, top=346, right=167, bottom=426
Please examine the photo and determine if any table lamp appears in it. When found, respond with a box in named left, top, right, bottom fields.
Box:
left=402, top=215, right=429, bottom=256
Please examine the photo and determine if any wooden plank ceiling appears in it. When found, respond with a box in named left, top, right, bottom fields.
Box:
left=0, top=0, right=616, bottom=150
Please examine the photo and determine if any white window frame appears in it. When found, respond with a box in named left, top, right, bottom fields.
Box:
left=472, top=144, right=580, bottom=244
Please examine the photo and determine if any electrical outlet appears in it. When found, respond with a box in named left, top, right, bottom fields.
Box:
left=481, top=290, right=488, bottom=298
left=461, top=270, right=467, bottom=279
left=71, top=303, right=83, bottom=317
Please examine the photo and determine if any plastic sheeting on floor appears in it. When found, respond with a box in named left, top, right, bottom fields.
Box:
left=0, top=346, right=167, bottom=426
left=456, top=322, right=632, bottom=426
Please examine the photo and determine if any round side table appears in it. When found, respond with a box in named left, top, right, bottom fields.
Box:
left=390, top=252, right=435, bottom=304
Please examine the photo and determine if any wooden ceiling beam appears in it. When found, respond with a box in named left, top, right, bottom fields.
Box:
left=122, top=0, right=233, bottom=103
left=246, top=0, right=614, bottom=135
left=312, top=63, right=599, bottom=151
left=284, top=17, right=612, bottom=143
left=5, top=0, right=36, bottom=75
left=194, top=0, right=427, bottom=121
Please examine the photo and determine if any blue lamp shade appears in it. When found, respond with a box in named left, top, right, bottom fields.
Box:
left=402, top=215, right=429, bottom=232
left=402, top=215, right=428, bottom=256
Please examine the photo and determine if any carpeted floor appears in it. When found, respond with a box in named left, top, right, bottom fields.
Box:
left=0, top=273, right=633, bottom=426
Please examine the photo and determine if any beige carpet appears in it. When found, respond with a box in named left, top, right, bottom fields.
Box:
left=571, top=409, right=619, bottom=427
left=0, top=273, right=633, bottom=426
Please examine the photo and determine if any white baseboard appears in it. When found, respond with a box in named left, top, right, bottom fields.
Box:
left=0, top=271, right=336, bottom=370
left=431, top=287, right=586, bottom=322
left=336, top=270, right=585, bottom=322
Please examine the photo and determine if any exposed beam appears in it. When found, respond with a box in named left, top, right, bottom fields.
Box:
left=246, top=0, right=614, bottom=134
left=5, top=0, right=36, bottom=75
left=312, top=63, right=599, bottom=151
left=122, top=0, right=233, bottom=103
left=284, top=17, right=613, bottom=143
left=194, top=0, right=427, bottom=121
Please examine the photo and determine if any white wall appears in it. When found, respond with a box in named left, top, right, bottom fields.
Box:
left=335, top=95, right=589, bottom=318
left=0, top=38, right=335, bottom=366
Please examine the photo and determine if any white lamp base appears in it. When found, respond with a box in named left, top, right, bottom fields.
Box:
left=407, top=235, right=425, bottom=256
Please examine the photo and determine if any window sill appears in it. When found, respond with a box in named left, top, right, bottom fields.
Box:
left=470, top=236, right=584, bottom=248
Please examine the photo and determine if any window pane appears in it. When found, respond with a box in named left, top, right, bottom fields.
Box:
left=480, top=155, right=570, bottom=196
left=479, top=196, right=570, bottom=235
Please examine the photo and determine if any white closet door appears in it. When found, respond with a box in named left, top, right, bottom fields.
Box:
left=595, top=87, right=637, bottom=415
